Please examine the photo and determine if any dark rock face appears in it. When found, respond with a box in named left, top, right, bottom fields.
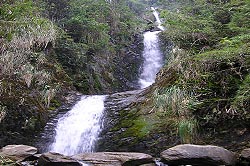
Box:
left=160, top=144, right=237, bottom=166
left=97, top=89, right=145, bottom=152
left=38, top=152, right=81, bottom=166
left=0, top=145, right=37, bottom=162
left=72, top=152, right=154, bottom=166
left=113, top=34, right=144, bottom=92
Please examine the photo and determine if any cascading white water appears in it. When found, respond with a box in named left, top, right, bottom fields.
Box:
left=50, top=95, right=106, bottom=156
left=41, top=7, right=164, bottom=158
left=151, top=7, right=165, bottom=31
left=139, top=7, right=164, bottom=89
left=139, top=31, right=163, bottom=88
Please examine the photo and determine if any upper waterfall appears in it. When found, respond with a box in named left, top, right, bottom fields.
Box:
left=139, top=7, right=164, bottom=89
left=151, top=7, right=164, bottom=31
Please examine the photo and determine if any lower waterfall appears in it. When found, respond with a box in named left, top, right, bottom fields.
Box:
left=50, top=95, right=106, bottom=156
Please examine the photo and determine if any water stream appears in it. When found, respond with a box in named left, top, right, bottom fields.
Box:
left=39, top=7, right=164, bottom=157
left=139, top=7, right=164, bottom=88
left=50, top=95, right=106, bottom=155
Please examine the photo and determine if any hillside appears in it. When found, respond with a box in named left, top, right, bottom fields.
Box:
left=0, top=0, right=249, bottom=162
left=0, top=0, right=146, bottom=147
left=101, top=0, right=250, bottom=156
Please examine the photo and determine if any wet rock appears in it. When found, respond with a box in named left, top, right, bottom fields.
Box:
left=240, top=148, right=250, bottom=166
left=0, top=144, right=37, bottom=162
left=160, top=144, right=237, bottom=166
left=72, top=152, right=154, bottom=166
left=241, top=148, right=250, bottom=160
left=98, top=89, right=145, bottom=152
left=38, top=152, right=81, bottom=166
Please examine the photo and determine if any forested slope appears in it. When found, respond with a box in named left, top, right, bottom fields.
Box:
left=0, top=0, right=146, bottom=147
left=156, top=0, right=250, bottom=149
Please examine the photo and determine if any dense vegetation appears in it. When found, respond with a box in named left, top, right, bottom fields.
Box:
left=0, top=0, right=145, bottom=147
left=105, top=0, right=250, bottom=155
left=157, top=0, right=250, bottom=146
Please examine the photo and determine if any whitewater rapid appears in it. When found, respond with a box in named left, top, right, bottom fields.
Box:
left=50, top=95, right=106, bottom=156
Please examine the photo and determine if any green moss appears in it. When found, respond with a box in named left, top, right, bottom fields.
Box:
left=123, top=116, right=155, bottom=139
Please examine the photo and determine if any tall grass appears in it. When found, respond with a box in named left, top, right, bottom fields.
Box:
left=178, top=118, right=198, bottom=143
left=42, top=84, right=61, bottom=108
left=0, top=14, right=57, bottom=110
left=153, top=86, right=198, bottom=143
left=153, top=86, right=195, bottom=115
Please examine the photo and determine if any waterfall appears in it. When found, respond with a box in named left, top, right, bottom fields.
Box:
left=50, top=95, right=106, bottom=156
left=139, top=7, right=164, bottom=89
left=38, top=7, right=164, bottom=157
left=151, top=7, right=165, bottom=31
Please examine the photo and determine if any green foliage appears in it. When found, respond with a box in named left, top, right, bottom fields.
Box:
left=64, top=0, right=110, bottom=50
left=153, top=0, right=250, bottom=144
left=0, top=0, right=35, bottom=21
left=228, top=1, right=250, bottom=34
left=231, top=74, right=250, bottom=112
left=46, top=0, right=144, bottom=93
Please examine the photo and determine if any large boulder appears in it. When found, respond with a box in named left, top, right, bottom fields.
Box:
left=160, top=144, right=236, bottom=166
left=0, top=145, right=37, bottom=162
left=72, top=152, right=154, bottom=166
left=38, top=152, right=81, bottom=166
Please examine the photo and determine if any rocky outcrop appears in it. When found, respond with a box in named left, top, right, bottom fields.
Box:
left=72, top=152, right=154, bottom=166
left=98, top=89, right=146, bottom=152
left=0, top=145, right=37, bottom=162
left=38, top=152, right=81, bottom=166
left=241, top=148, right=250, bottom=160
left=160, top=144, right=237, bottom=166
left=239, top=148, right=250, bottom=165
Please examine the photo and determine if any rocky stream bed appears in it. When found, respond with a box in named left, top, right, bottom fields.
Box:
left=1, top=144, right=250, bottom=166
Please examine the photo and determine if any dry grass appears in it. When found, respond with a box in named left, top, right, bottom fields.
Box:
left=0, top=19, right=56, bottom=76
left=42, top=84, right=61, bottom=108
left=0, top=105, right=6, bottom=123
left=0, top=18, right=57, bottom=110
